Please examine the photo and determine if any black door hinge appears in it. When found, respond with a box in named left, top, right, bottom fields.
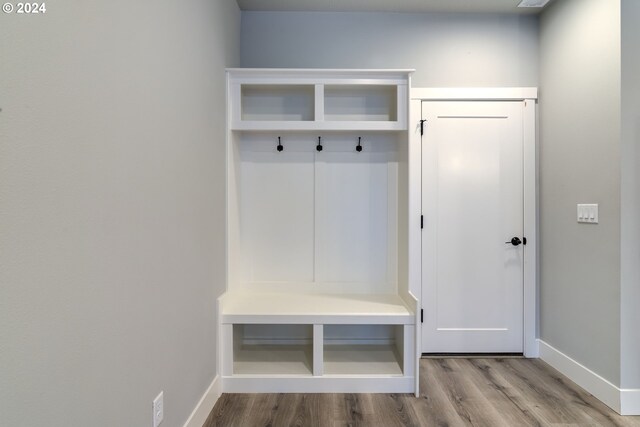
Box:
left=420, top=119, right=427, bottom=136
left=421, top=215, right=424, bottom=229
left=523, top=237, right=527, bottom=245
left=421, top=309, right=424, bottom=323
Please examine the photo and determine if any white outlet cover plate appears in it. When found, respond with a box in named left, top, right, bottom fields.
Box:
left=153, top=391, right=164, bottom=427
left=517, top=0, right=551, bottom=7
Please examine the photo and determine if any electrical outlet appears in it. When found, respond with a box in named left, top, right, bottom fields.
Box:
left=153, top=391, right=164, bottom=427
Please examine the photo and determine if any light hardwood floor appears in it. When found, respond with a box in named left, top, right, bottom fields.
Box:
left=204, top=358, right=640, bottom=426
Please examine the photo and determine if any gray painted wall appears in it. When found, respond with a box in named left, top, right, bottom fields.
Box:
left=241, top=11, right=539, bottom=87
left=0, top=0, right=239, bottom=425
left=539, top=0, right=621, bottom=385
left=621, top=0, right=640, bottom=390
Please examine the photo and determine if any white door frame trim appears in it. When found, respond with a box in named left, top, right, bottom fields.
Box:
left=411, top=87, right=538, bottom=358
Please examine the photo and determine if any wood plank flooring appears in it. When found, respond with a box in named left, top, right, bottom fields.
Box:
left=203, top=358, right=640, bottom=426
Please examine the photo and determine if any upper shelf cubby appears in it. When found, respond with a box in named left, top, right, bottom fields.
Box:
left=228, top=69, right=413, bottom=131
left=324, top=85, right=397, bottom=122
left=241, top=84, right=315, bottom=122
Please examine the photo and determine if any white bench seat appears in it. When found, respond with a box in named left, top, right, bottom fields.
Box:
left=220, top=292, right=415, bottom=325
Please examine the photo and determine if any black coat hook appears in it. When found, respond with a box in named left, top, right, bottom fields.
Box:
left=356, top=137, right=362, bottom=152
left=316, top=136, right=323, bottom=152
left=277, top=136, right=283, bottom=152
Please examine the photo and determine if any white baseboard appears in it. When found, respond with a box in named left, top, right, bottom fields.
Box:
left=525, top=336, right=540, bottom=358
left=538, top=340, right=623, bottom=413
left=182, top=375, right=222, bottom=427
left=621, top=389, right=640, bottom=416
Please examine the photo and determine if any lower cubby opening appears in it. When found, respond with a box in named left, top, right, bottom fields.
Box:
left=232, top=324, right=313, bottom=375
left=323, top=324, right=404, bottom=376
left=223, top=320, right=415, bottom=392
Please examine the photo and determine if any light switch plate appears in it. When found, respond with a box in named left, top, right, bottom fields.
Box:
left=577, top=204, right=598, bottom=224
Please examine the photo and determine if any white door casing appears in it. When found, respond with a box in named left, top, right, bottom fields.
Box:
left=418, top=96, right=536, bottom=354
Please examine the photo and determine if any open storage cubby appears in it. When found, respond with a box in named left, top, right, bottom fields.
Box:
left=324, top=85, right=398, bottom=122
left=222, top=69, right=418, bottom=394
left=232, top=324, right=313, bottom=375
left=241, top=85, right=315, bottom=121
left=323, top=324, right=404, bottom=376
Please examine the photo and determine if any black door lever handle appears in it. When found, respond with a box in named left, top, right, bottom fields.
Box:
left=506, top=237, right=522, bottom=246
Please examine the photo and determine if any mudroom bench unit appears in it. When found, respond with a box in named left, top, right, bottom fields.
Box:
left=219, top=69, right=420, bottom=394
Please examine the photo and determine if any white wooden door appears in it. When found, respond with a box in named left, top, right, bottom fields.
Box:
left=421, top=101, right=524, bottom=353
